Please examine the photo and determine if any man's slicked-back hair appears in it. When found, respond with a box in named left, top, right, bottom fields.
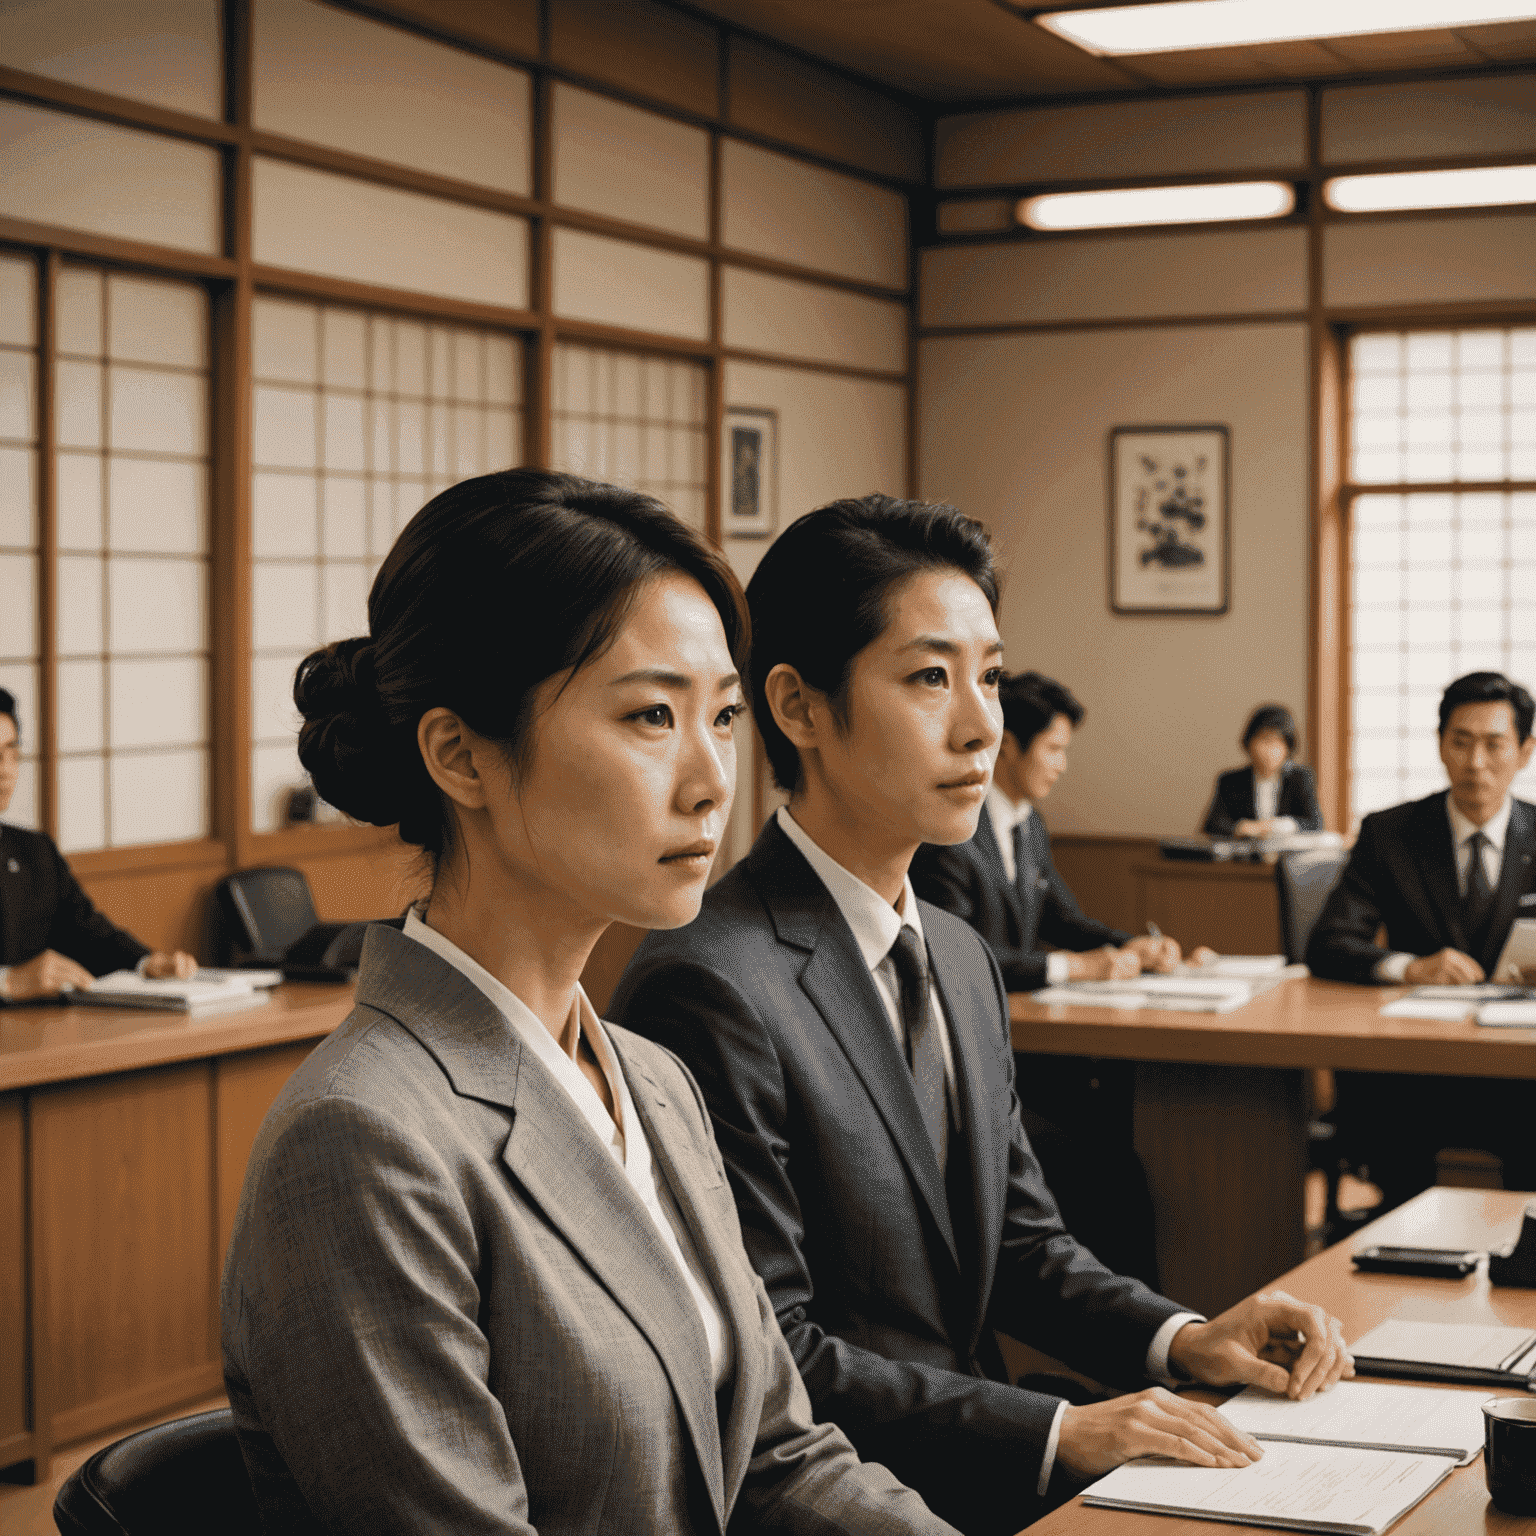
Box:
left=1439, top=671, right=1536, bottom=743
left=999, top=671, right=1084, bottom=755
left=746, top=493, right=999, bottom=792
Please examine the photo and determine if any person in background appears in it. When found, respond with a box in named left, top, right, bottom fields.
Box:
left=1202, top=704, right=1324, bottom=839
left=612, top=498, right=1350, bottom=1536
left=1306, top=670, right=1536, bottom=1209
left=0, top=688, right=197, bottom=1002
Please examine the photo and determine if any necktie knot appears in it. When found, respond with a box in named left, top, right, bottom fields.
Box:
left=888, top=925, right=929, bottom=993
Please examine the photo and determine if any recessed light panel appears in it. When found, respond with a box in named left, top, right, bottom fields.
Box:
left=1325, top=165, right=1536, bottom=213
left=1018, top=181, right=1295, bottom=231
left=1038, top=0, right=1536, bottom=56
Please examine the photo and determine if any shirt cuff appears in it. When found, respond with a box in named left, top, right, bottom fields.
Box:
left=1373, top=952, right=1415, bottom=984
left=1045, top=951, right=1073, bottom=985
left=1037, top=1399, right=1068, bottom=1498
left=1270, top=816, right=1299, bottom=836
left=1146, top=1312, right=1206, bottom=1385
left=134, top=955, right=152, bottom=977
left=0, top=966, right=9, bottom=999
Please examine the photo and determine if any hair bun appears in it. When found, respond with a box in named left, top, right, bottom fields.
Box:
left=294, top=637, right=406, bottom=827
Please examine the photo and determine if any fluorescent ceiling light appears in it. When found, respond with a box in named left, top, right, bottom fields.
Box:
left=1019, top=180, right=1294, bottom=231
left=1326, top=165, right=1536, bottom=213
left=1038, top=0, right=1536, bottom=56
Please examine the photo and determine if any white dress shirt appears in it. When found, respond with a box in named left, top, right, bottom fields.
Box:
left=1373, top=794, right=1511, bottom=983
left=401, top=906, right=734, bottom=1390
left=1251, top=776, right=1297, bottom=836
left=775, top=807, right=1200, bottom=1491
left=984, top=787, right=1072, bottom=986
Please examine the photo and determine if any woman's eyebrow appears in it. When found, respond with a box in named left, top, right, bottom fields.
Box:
left=609, top=668, right=742, bottom=691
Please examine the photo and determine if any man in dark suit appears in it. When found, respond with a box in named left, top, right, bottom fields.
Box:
left=612, top=496, right=1350, bottom=1536
left=0, top=688, right=196, bottom=1001
left=1202, top=704, right=1324, bottom=839
left=1307, top=670, right=1536, bottom=1208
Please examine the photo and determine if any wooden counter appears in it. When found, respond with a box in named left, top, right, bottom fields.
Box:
left=0, top=987, right=355, bottom=1482
left=1132, top=857, right=1282, bottom=957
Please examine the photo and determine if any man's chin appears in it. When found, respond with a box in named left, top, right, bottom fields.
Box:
left=918, top=801, right=987, bottom=848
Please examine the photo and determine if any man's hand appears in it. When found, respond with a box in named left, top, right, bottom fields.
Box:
left=143, top=950, right=198, bottom=980
left=1403, top=948, right=1484, bottom=985
left=1126, top=934, right=1182, bottom=973
left=4, top=948, right=95, bottom=1001
left=1188, top=946, right=1219, bottom=968
left=1065, top=945, right=1142, bottom=981
left=1232, top=818, right=1278, bottom=839
left=1055, top=1386, right=1263, bottom=1478
left=1168, top=1290, right=1353, bottom=1401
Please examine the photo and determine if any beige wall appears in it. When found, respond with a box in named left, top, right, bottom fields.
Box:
left=919, top=322, right=1310, bottom=836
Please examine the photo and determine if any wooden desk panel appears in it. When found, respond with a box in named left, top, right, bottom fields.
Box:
left=0, top=1094, right=25, bottom=1468
left=1133, top=860, right=1281, bottom=959
left=1025, top=1188, right=1536, bottom=1535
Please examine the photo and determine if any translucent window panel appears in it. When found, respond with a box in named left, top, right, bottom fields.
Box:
left=253, top=158, right=530, bottom=310
left=250, top=296, right=525, bottom=830
left=50, top=267, right=211, bottom=850
left=0, top=253, right=37, bottom=347
left=0, top=102, right=221, bottom=255
left=721, top=140, right=908, bottom=290
left=0, top=553, right=37, bottom=667
left=551, top=85, right=708, bottom=240
left=1350, top=328, right=1536, bottom=484
left=552, top=229, right=709, bottom=342
left=723, top=267, right=908, bottom=374
left=550, top=343, right=708, bottom=533
left=0, top=0, right=221, bottom=119
left=253, top=0, right=531, bottom=195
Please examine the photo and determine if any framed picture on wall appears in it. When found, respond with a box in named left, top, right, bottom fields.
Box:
left=1109, top=425, right=1230, bottom=615
left=722, top=407, right=778, bottom=539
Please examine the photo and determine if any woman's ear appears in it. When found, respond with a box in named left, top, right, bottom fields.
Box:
left=764, top=663, right=820, bottom=757
left=418, top=708, right=489, bottom=811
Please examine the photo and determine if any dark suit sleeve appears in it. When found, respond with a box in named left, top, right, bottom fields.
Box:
left=43, top=839, right=149, bottom=976
left=615, top=958, right=1066, bottom=1478
left=1305, top=815, right=1392, bottom=984
left=1285, top=765, right=1325, bottom=833
left=1202, top=773, right=1238, bottom=836
left=909, top=843, right=1049, bottom=992
left=1033, top=840, right=1130, bottom=954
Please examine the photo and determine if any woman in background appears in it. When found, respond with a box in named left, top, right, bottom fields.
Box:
left=221, top=469, right=956, bottom=1536
left=1202, top=703, right=1323, bottom=838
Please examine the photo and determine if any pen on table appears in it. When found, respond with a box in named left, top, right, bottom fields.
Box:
left=1146, top=921, right=1162, bottom=941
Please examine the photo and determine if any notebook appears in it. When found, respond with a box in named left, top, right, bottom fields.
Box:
left=1350, top=1319, right=1536, bottom=1388
left=64, top=971, right=272, bottom=1017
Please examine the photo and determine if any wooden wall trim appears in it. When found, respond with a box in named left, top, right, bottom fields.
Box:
left=35, top=252, right=58, bottom=840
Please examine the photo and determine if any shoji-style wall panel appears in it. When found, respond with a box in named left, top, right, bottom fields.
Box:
left=552, top=229, right=710, bottom=340
left=253, top=0, right=532, bottom=195
left=721, top=139, right=907, bottom=289
left=723, top=268, right=906, bottom=372
left=548, top=0, right=719, bottom=118
left=53, top=267, right=211, bottom=852
left=0, top=0, right=222, bottom=120
left=252, top=159, right=531, bottom=308
left=552, top=85, right=709, bottom=240
left=1324, top=215, right=1536, bottom=310
left=0, top=102, right=221, bottom=255
left=250, top=295, right=524, bottom=830
left=0, top=253, right=39, bottom=829
left=1321, top=75, right=1536, bottom=165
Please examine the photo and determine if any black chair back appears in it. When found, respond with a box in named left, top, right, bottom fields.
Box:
left=216, top=866, right=321, bottom=965
left=54, top=1408, right=260, bottom=1536
left=1275, top=847, right=1350, bottom=965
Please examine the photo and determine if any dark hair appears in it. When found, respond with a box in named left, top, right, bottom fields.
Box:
left=999, top=671, right=1084, bottom=754
left=0, top=688, right=15, bottom=732
left=745, top=493, right=999, bottom=791
left=294, top=468, right=749, bottom=860
left=1438, top=671, right=1535, bottom=743
left=1242, top=703, right=1298, bottom=754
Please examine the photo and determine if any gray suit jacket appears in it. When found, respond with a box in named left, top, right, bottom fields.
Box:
left=222, top=923, right=956, bottom=1535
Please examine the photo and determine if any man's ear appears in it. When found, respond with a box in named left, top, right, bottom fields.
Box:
left=1520, top=733, right=1536, bottom=771
left=764, top=663, right=821, bottom=757
left=418, top=707, right=489, bottom=811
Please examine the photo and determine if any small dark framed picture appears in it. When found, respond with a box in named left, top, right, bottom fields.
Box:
left=722, top=407, right=778, bottom=539
left=1109, top=425, right=1230, bottom=615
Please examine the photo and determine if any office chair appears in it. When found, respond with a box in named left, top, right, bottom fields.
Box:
left=53, top=1407, right=260, bottom=1536
left=1274, top=847, right=1377, bottom=1242
left=214, top=866, right=367, bottom=980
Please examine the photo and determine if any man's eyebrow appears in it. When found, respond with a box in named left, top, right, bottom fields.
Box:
left=609, top=668, right=742, bottom=690
left=896, top=635, right=1005, bottom=657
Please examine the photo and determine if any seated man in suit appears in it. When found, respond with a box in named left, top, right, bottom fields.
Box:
left=1203, top=703, right=1324, bottom=839
left=1307, top=670, right=1536, bottom=1208
left=612, top=495, right=1350, bottom=1536
left=0, top=688, right=196, bottom=1001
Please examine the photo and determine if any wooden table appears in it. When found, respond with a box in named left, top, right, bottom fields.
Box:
left=1011, top=978, right=1536, bottom=1315
left=0, top=985, right=355, bottom=1481
left=1025, top=1187, right=1536, bottom=1535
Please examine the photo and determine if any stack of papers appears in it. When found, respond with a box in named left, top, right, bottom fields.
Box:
left=1381, top=983, right=1534, bottom=1023
left=1477, top=999, right=1536, bottom=1027
left=1351, top=1319, right=1536, bottom=1387
left=1032, top=962, right=1304, bottom=1015
left=64, top=970, right=273, bottom=1017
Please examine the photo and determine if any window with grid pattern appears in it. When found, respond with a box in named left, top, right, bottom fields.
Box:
left=250, top=296, right=524, bottom=832
left=53, top=265, right=212, bottom=852
left=0, top=253, right=39, bottom=829
left=549, top=342, right=708, bottom=533
left=1349, top=326, right=1536, bottom=826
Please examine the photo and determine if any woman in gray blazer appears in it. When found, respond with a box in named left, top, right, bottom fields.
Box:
left=221, top=469, right=956, bottom=1536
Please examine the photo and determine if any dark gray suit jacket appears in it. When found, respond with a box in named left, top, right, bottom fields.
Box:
left=610, top=820, right=1183, bottom=1535
left=223, top=922, right=957, bottom=1535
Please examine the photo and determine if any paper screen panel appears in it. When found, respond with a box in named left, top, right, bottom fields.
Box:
left=552, top=229, right=710, bottom=342
left=722, top=267, right=907, bottom=373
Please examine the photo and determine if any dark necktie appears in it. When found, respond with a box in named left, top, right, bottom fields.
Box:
left=1463, top=830, right=1495, bottom=952
left=888, top=927, right=946, bottom=1169
left=1011, top=819, right=1034, bottom=898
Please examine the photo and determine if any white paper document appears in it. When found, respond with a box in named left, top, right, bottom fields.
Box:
left=1030, top=984, right=1249, bottom=1014
left=1477, top=1000, right=1536, bottom=1027
left=1082, top=1440, right=1456, bottom=1534
left=1219, top=1381, right=1489, bottom=1465
left=1351, top=1319, right=1536, bottom=1380
left=1378, top=997, right=1473, bottom=1021
left=1196, top=955, right=1291, bottom=978
left=65, top=970, right=270, bottom=1016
